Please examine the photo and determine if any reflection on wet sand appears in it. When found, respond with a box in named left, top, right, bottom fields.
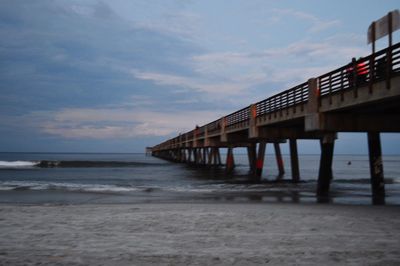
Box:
left=186, top=166, right=390, bottom=205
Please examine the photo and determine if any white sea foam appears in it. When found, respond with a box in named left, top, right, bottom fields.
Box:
left=163, top=186, right=214, bottom=193
left=0, top=161, right=38, bottom=168
left=0, top=181, right=47, bottom=191
left=0, top=181, right=215, bottom=193
left=0, top=181, right=143, bottom=192
left=53, top=182, right=141, bottom=192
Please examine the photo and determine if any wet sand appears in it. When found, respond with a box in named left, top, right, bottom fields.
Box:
left=1, top=203, right=400, bottom=265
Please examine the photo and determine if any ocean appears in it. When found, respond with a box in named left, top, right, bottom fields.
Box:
left=0, top=152, right=399, bottom=205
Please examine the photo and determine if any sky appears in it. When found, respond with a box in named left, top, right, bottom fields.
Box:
left=0, top=0, right=399, bottom=154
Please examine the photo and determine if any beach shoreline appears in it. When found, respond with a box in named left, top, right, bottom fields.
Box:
left=1, top=202, right=400, bottom=265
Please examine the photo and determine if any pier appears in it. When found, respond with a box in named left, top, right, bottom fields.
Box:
left=151, top=39, right=400, bottom=204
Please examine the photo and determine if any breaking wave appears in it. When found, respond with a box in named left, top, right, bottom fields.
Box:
left=0, top=161, right=38, bottom=168
left=0, top=160, right=166, bottom=169
left=0, top=181, right=213, bottom=194
left=0, top=181, right=142, bottom=192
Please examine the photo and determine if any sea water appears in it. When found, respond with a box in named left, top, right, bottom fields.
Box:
left=0, top=152, right=399, bottom=205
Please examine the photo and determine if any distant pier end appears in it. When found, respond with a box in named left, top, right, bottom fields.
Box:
left=145, top=147, right=153, bottom=156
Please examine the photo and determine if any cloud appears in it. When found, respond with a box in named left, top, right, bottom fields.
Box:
left=272, top=38, right=368, bottom=62
left=25, top=108, right=227, bottom=139
left=0, top=0, right=201, bottom=116
left=129, top=33, right=369, bottom=104
left=134, top=11, right=203, bottom=40
left=309, top=20, right=341, bottom=33
left=272, top=8, right=319, bottom=22
left=189, top=35, right=368, bottom=90
left=271, top=8, right=342, bottom=34
left=130, top=69, right=250, bottom=95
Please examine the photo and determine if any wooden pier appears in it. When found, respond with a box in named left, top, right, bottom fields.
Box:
left=151, top=41, right=400, bottom=204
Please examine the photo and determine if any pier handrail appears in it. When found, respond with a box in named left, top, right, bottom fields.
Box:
left=256, top=81, right=309, bottom=116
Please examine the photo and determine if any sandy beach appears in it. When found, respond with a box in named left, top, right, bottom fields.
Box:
left=0, top=203, right=399, bottom=265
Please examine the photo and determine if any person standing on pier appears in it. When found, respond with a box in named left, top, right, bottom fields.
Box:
left=347, top=57, right=368, bottom=87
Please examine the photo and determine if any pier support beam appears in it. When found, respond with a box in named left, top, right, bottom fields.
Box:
left=202, top=148, right=208, bottom=166
left=226, top=147, right=235, bottom=173
left=289, top=139, right=300, bottom=183
left=193, top=148, right=198, bottom=164
left=186, top=149, right=190, bottom=163
left=216, top=148, right=222, bottom=165
left=180, top=149, right=185, bottom=163
left=274, top=143, right=285, bottom=178
left=317, top=134, right=335, bottom=199
left=247, top=143, right=257, bottom=174
left=196, top=148, right=203, bottom=165
left=188, top=148, right=193, bottom=163
left=207, top=147, right=221, bottom=166
left=367, top=132, right=385, bottom=204
left=207, top=148, right=213, bottom=165
left=254, top=142, right=266, bottom=181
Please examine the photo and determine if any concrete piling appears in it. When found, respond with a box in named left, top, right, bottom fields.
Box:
left=226, top=147, right=235, bottom=173
left=247, top=144, right=257, bottom=174
left=317, top=135, right=335, bottom=198
left=367, top=132, right=385, bottom=204
left=255, top=142, right=266, bottom=181
left=274, top=143, right=285, bottom=177
left=289, top=139, right=300, bottom=183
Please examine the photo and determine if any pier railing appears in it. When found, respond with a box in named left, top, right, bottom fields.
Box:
left=256, top=81, right=309, bottom=116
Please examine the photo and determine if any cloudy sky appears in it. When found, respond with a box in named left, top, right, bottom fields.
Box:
left=1, top=0, right=399, bottom=153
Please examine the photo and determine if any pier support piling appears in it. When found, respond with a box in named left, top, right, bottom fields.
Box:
left=207, top=148, right=213, bottom=166
left=367, top=132, right=385, bottom=204
left=247, top=144, right=257, bottom=174
left=207, top=147, right=221, bottom=166
left=180, top=149, right=185, bottom=163
left=254, top=142, right=266, bottom=181
left=226, top=147, right=235, bottom=173
left=193, top=148, right=198, bottom=165
left=188, top=148, right=193, bottom=163
left=317, top=135, right=335, bottom=199
left=213, top=148, right=220, bottom=165
left=199, top=148, right=203, bottom=165
left=202, top=148, right=207, bottom=166
left=289, top=139, right=300, bottom=183
left=274, top=143, right=285, bottom=177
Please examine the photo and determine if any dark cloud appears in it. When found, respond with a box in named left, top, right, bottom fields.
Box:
left=93, top=1, right=117, bottom=20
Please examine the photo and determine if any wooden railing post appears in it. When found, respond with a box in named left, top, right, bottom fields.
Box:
left=386, top=45, right=392, bottom=90
left=352, top=58, right=358, bottom=98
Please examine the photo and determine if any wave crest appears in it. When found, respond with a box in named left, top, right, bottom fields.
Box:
left=0, top=160, right=166, bottom=169
left=0, top=161, right=38, bottom=168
